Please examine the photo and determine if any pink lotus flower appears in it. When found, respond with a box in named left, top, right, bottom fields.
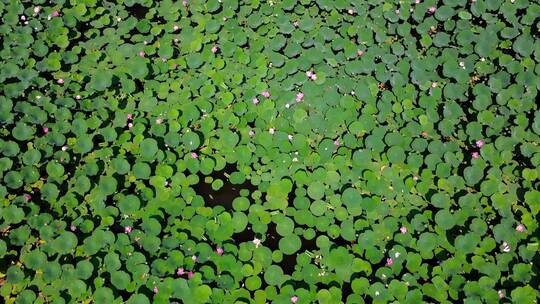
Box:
left=155, top=118, right=163, bottom=124
left=269, top=128, right=275, bottom=135
left=261, top=91, right=270, bottom=98
left=386, top=258, right=394, bottom=266
left=33, top=6, right=41, bottom=14
left=127, top=113, right=133, bottom=120
left=173, top=63, right=178, bottom=69
left=395, top=9, right=400, bottom=14
left=191, top=255, right=197, bottom=261
left=191, top=152, right=198, bottom=159
left=431, top=82, right=437, bottom=88
left=24, top=194, right=32, bottom=201
left=498, top=290, right=504, bottom=299
left=173, top=24, right=179, bottom=31
left=139, top=51, right=145, bottom=57
left=75, top=95, right=81, bottom=100
left=216, top=247, right=224, bottom=255
left=516, top=224, right=525, bottom=232
left=400, top=226, right=407, bottom=234
left=124, top=226, right=132, bottom=234
left=357, top=50, right=364, bottom=56
left=291, top=296, right=298, bottom=303
left=306, top=71, right=313, bottom=78
left=211, top=46, right=219, bottom=53
left=128, top=123, right=133, bottom=128
left=153, top=286, right=158, bottom=294
left=57, top=78, right=64, bottom=84
left=188, top=271, right=194, bottom=279
left=310, top=73, right=317, bottom=80
left=252, top=97, right=259, bottom=105
left=427, top=6, right=436, bottom=14
left=43, top=127, right=49, bottom=133
left=413, top=175, right=419, bottom=181
left=51, top=11, right=60, bottom=17
left=21, top=15, right=26, bottom=21
left=471, top=151, right=480, bottom=159
left=177, top=268, right=185, bottom=276
left=182, top=0, right=188, bottom=6
left=70, top=225, right=77, bottom=231
left=475, top=140, right=484, bottom=148
left=295, top=92, right=304, bottom=102
left=333, top=140, right=340, bottom=147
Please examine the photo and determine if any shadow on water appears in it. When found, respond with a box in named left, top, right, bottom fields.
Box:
left=125, top=3, right=149, bottom=20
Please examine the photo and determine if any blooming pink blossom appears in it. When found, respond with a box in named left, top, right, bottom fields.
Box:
left=252, top=97, right=259, bottom=105
left=291, top=296, right=298, bottom=303
left=400, top=226, right=407, bottom=234
left=191, top=152, right=198, bottom=159
left=347, top=9, right=355, bottom=15
left=334, top=140, right=340, bottom=147
left=33, top=6, right=41, bottom=14
left=161, top=57, right=167, bottom=62
left=124, top=226, right=132, bottom=234
left=24, top=194, right=32, bottom=201
left=191, top=255, right=197, bottom=261
left=386, top=258, right=394, bottom=266
left=70, top=225, right=77, bottom=231
left=173, top=24, right=179, bottom=31
left=357, top=50, right=364, bottom=57
left=153, top=286, right=158, bottom=294
left=57, top=78, right=64, bottom=84
left=128, top=123, right=133, bottom=128
left=502, top=241, right=511, bottom=252
left=498, top=290, right=504, bottom=299
left=427, top=6, right=436, bottom=14
left=471, top=151, right=480, bottom=159
left=261, top=91, right=270, bottom=98
left=75, top=95, right=81, bottom=100
left=177, top=268, right=185, bottom=276
left=269, top=128, right=275, bottom=135
left=516, top=224, right=525, bottom=232
left=211, top=46, right=219, bottom=53
left=143, top=40, right=148, bottom=45
left=310, top=73, right=317, bottom=80
left=127, top=113, right=133, bottom=120
left=43, top=127, right=49, bottom=133
left=156, top=118, right=163, bottom=124
left=475, top=140, right=484, bottom=148
left=248, top=130, right=255, bottom=137
left=293, top=21, right=299, bottom=27
left=413, top=175, right=419, bottom=181
left=306, top=71, right=313, bottom=78
left=188, top=271, right=194, bottom=279
left=216, top=247, right=224, bottom=255
left=415, top=0, right=421, bottom=3
left=51, top=11, right=60, bottom=17
left=182, top=0, right=188, bottom=6
left=431, top=82, right=437, bottom=88
left=253, top=238, right=262, bottom=248
left=139, top=51, right=145, bottom=57
left=295, top=92, right=304, bottom=102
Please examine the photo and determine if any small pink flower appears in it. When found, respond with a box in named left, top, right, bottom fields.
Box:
left=252, top=97, right=259, bottom=105
left=216, top=247, right=224, bottom=255
left=177, top=268, right=185, bottom=276
left=127, top=114, right=133, bottom=120
left=43, top=127, right=49, bottom=133
left=191, top=255, right=197, bottom=261
left=153, top=286, right=158, bottom=294
left=51, top=11, right=60, bottom=17
left=253, top=238, right=262, bottom=248
left=248, top=130, right=255, bottom=137
left=161, top=57, right=167, bottom=62
left=124, top=226, right=132, bottom=234
left=191, top=152, right=198, bottom=159
left=156, top=118, right=163, bottom=124
left=475, top=140, right=484, bottom=148
left=498, top=290, right=504, bottom=299
left=173, top=63, right=178, bottom=69
left=306, top=71, right=313, bottom=78
left=400, top=226, right=407, bottom=234
left=75, top=95, right=81, bottom=100
left=21, top=15, right=26, bottom=21
left=57, top=78, right=64, bottom=84
left=295, top=92, right=304, bottom=102
left=471, top=151, right=480, bottom=159
left=348, top=9, right=355, bottom=15
left=427, top=6, right=436, bottom=14
left=182, top=0, right=188, bottom=6
left=143, top=40, right=148, bottom=45
left=269, top=128, right=275, bottom=135
left=431, top=82, right=437, bottom=88
left=291, top=296, right=298, bottom=303
left=357, top=50, right=364, bottom=56
left=293, top=21, right=299, bottom=27
left=288, top=134, right=294, bottom=141
left=333, top=140, right=340, bottom=147
left=33, top=6, right=41, bottom=14
left=211, top=46, right=219, bottom=53
left=413, top=175, right=419, bottom=181
left=128, top=122, right=133, bottom=128
left=395, top=9, right=400, bottom=14
left=310, top=74, right=317, bottom=80
left=261, top=91, right=270, bottom=98
left=62, top=146, right=68, bottom=151
left=173, top=24, right=179, bottom=31
left=139, top=51, right=145, bottom=57
left=70, top=225, right=76, bottom=231
left=386, top=258, right=394, bottom=266
left=188, top=271, right=194, bottom=279
left=415, top=0, right=421, bottom=3
left=516, top=224, right=525, bottom=232
left=24, top=194, right=32, bottom=201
